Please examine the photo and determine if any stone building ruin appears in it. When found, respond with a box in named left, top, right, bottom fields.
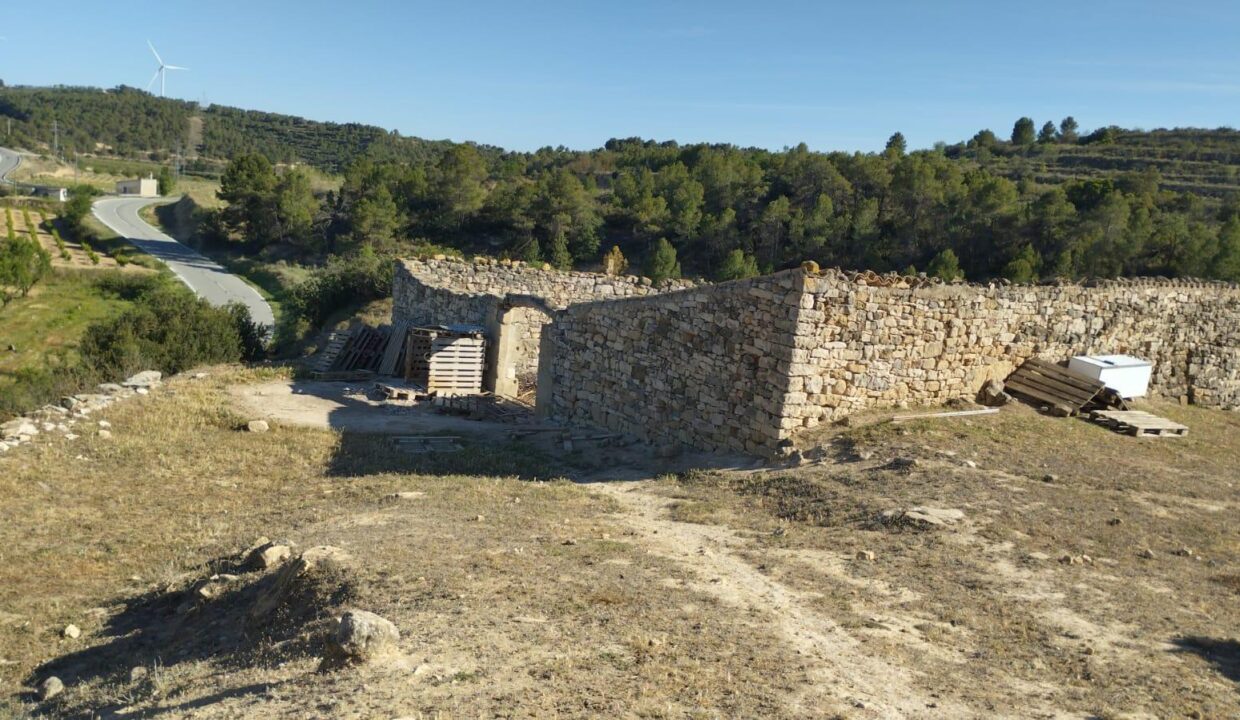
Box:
left=392, top=256, right=1240, bottom=457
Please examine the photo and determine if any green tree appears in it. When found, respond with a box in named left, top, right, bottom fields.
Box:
left=1011, top=117, right=1036, bottom=146
left=927, top=248, right=963, bottom=281
left=1002, top=244, right=1041, bottom=283
left=351, top=186, right=402, bottom=251
left=1213, top=218, right=1240, bottom=280
left=884, top=132, right=907, bottom=157
left=716, top=248, right=759, bottom=281
left=218, top=153, right=278, bottom=245
left=645, top=238, right=681, bottom=284
left=157, top=166, right=176, bottom=195
left=434, top=144, right=489, bottom=222
left=1059, top=116, right=1079, bottom=143
left=546, top=214, right=573, bottom=270
left=1037, top=121, right=1058, bottom=144
left=275, top=168, right=317, bottom=248
left=0, top=231, right=52, bottom=305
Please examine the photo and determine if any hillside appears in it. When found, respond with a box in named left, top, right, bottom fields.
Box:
left=949, top=126, right=1240, bottom=198
left=6, top=85, right=1240, bottom=198
left=0, top=85, right=453, bottom=173
left=5, top=85, right=1240, bottom=289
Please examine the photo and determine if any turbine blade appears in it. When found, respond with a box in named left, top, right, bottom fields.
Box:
left=147, top=40, right=163, bottom=66
left=146, top=68, right=161, bottom=91
left=164, top=65, right=188, bottom=71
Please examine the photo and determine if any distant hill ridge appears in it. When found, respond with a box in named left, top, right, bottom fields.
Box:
left=0, top=84, right=455, bottom=173
left=2, top=84, right=1240, bottom=198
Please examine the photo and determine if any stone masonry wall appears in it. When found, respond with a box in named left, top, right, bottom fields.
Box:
left=395, top=255, right=1240, bottom=457
left=392, top=257, right=698, bottom=378
left=779, top=272, right=1240, bottom=436
left=543, top=272, right=803, bottom=455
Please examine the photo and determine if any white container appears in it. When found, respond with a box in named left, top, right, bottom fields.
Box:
left=1067, top=354, right=1153, bottom=399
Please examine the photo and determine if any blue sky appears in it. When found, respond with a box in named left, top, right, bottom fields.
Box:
left=1, top=1, right=1238, bottom=152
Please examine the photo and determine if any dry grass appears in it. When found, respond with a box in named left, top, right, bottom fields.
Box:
left=0, top=367, right=795, bottom=718
left=1, top=370, right=1237, bottom=718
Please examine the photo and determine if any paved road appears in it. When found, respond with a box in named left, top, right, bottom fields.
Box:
left=92, top=196, right=275, bottom=329
left=0, top=146, right=21, bottom=183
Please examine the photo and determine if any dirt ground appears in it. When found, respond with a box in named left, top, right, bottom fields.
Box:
left=1, top=366, right=1238, bottom=718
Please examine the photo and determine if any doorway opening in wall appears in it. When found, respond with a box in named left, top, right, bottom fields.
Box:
left=489, top=300, right=554, bottom=404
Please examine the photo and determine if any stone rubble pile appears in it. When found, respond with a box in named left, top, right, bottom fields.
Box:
left=0, top=371, right=162, bottom=453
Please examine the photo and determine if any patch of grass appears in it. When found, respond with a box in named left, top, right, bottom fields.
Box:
left=0, top=268, right=134, bottom=377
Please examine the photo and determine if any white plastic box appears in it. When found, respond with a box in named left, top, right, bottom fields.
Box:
left=1067, top=355, right=1153, bottom=399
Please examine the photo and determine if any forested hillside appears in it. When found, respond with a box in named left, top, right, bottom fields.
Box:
left=0, top=85, right=451, bottom=172
left=3, top=84, right=1239, bottom=283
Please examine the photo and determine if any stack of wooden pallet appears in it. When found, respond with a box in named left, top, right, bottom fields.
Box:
left=1004, top=357, right=1109, bottom=416
left=1090, top=410, right=1188, bottom=437
left=405, top=326, right=486, bottom=395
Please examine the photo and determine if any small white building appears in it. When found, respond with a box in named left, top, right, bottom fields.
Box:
left=32, top=186, right=68, bottom=202
left=116, top=175, right=159, bottom=197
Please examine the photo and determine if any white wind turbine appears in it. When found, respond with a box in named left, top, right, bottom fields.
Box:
left=146, top=40, right=187, bottom=97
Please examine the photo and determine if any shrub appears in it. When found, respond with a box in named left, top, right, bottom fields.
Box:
left=79, top=286, right=263, bottom=380
left=645, top=238, right=681, bottom=284
left=716, top=249, right=759, bottom=281
left=286, top=247, right=393, bottom=327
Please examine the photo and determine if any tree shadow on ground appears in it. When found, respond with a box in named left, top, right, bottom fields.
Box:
left=24, top=550, right=359, bottom=718
left=1173, top=636, right=1240, bottom=685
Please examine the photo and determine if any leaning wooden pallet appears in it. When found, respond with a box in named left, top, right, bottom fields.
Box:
left=1004, top=357, right=1107, bottom=416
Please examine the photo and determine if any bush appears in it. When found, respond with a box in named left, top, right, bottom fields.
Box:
left=79, top=286, right=264, bottom=380
left=286, top=247, right=393, bottom=328
left=93, top=271, right=166, bottom=300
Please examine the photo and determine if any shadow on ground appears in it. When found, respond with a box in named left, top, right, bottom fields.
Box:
left=1173, top=636, right=1240, bottom=686
left=25, top=550, right=359, bottom=718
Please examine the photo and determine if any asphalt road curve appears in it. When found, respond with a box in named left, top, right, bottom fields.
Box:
left=0, top=146, right=21, bottom=183
left=92, top=196, right=275, bottom=329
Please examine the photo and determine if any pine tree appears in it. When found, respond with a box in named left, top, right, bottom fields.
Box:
left=716, top=248, right=759, bottom=281
left=645, top=238, right=681, bottom=284
left=1011, top=117, right=1036, bottom=146
left=547, top=224, right=572, bottom=270
left=927, top=248, right=963, bottom=281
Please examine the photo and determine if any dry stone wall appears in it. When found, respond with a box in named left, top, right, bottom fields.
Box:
left=392, top=257, right=698, bottom=378
left=542, top=273, right=802, bottom=455
left=784, top=273, right=1240, bottom=433
left=394, top=255, right=1240, bottom=457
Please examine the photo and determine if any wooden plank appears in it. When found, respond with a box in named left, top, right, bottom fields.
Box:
left=892, top=408, right=1000, bottom=423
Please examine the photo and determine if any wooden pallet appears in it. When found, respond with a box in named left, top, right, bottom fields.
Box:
left=377, top=322, right=409, bottom=376
left=332, top=326, right=391, bottom=373
left=313, top=332, right=350, bottom=372
left=405, top=327, right=486, bottom=395
left=1004, top=357, right=1106, bottom=416
left=1090, top=410, right=1188, bottom=437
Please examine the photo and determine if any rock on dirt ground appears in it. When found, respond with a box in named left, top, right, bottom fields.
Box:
left=320, top=609, right=401, bottom=669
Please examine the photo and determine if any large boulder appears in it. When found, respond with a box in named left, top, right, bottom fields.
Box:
left=320, top=609, right=401, bottom=669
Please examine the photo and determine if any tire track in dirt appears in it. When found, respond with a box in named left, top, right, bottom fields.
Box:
left=592, top=481, right=970, bottom=719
